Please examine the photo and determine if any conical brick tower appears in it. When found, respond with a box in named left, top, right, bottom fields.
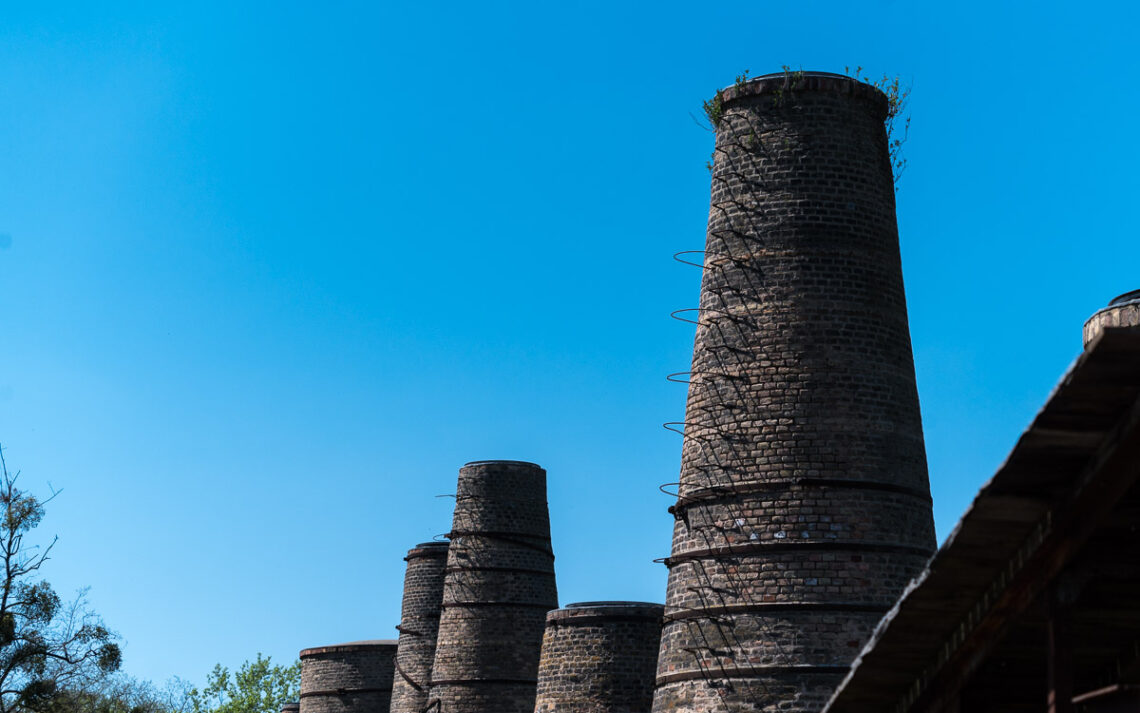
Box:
left=652, top=71, right=936, bottom=713
left=390, top=541, right=449, bottom=713
left=535, top=601, right=664, bottom=713
left=428, top=460, right=558, bottom=713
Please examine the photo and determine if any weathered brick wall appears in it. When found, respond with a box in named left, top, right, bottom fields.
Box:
left=390, top=541, right=449, bottom=713
left=429, top=460, right=559, bottom=713
left=280, top=704, right=300, bottom=713
left=1084, top=290, right=1140, bottom=347
left=535, top=602, right=663, bottom=713
left=299, top=641, right=397, bottom=713
left=652, top=71, right=936, bottom=713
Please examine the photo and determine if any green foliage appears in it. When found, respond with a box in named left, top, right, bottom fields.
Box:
left=703, top=70, right=756, bottom=172
left=0, top=447, right=121, bottom=713
left=699, top=65, right=913, bottom=187
left=846, top=65, right=912, bottom=187
left=34, top=674, right=193, bottom=713
left=187, top=656, right=300, bottom=713
left=37, top=685, right=171, bottom=713
left=770, top=64, right=804, bottom=108
left=702, top=69, right=753, bottom=130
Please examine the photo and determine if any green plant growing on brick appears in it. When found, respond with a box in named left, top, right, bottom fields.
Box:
left=702, top=70, right=754, bottom=172
left=847, top=66, right=911, bottom=188
left=700, top=66, right=913, bottom=187
left=771, top=65, right=804, bottom=108
left=701, top=94, right=723, bottom=132
left=702, top=69, right=753, bottom=130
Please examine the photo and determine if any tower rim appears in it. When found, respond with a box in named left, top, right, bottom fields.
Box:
left=718, top=70, right=890, bottom=118
left=1109, top=288, right=1140, bottom=307
left=462, top=459, right=544, bottom=470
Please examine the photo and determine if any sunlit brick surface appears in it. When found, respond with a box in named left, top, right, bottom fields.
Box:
left=535, top=602, right=663, bottom=713
left=652, top=72, right=936, bottom=713
left=429, top=461, right=558, bottom=713
left=299, top=640, right=397, bottom=713
left=390, top=541, right=449, bottom=713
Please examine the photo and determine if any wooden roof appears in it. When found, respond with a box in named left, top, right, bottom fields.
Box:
left=823, top=325, right=1140, bottom=713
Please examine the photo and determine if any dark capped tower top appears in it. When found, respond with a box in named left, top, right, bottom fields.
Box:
left=428, top=460, right=558, bottom=713
left=651, top=70, right=935, bottom=713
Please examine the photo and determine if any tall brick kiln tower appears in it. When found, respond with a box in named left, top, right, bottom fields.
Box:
left=653, top=71, right=936, bottom=713
left=428, top=460, right=559, bottom=713
left=390, top=541, right=449, bottom=713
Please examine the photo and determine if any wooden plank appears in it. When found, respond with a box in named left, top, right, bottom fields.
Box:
left=1048, top=589, right=1075, bottom=713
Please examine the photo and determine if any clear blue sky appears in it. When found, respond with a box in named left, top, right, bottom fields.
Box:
left=1, top=0, right=1136, bottom=689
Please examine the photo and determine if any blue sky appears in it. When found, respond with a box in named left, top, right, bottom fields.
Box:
left=1, top=0, right=1136, bottom=689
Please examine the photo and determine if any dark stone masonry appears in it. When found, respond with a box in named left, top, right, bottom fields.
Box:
left=427, top=460, right=559, bottom=713
left=390, top=541, right=449, bottom=713
left=651, top=71, right=936, bottom=713
left=535, top=601, right=664, bottom=713
left=299, top=640, right=397, bottom=713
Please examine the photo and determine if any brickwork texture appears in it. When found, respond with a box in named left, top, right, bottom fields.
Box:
left=299, top=640, right=397, bottom=713
left=428, top=460, right=559, bottom=713
left=390, top=541, right=450, bottom=713
left=1084, top=290, right=1140, bottom=347
left=652, top=71, right=936, bottom=713
left=535, top=602, right=664, bottom=713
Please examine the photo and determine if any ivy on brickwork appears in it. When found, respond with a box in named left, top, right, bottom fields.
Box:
left=700, top=65, right=912, bottom=189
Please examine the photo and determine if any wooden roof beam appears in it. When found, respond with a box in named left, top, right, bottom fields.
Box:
left=909, top=392, right=1140, bottom=713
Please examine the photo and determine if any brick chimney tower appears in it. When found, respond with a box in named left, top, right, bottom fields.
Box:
left=390, top=541, right=449, bottom=713
left=652, top=71, right=936, bottom=713
left=535, top=601, right=664, bottom=713
left=428, top=460, right=558, bottom=713
left=299, top=640, right=397, bottom=713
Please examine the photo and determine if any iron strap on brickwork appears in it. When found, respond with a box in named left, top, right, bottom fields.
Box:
left=661, top=601, right=893, bottom=624
left=443, top=564, right=553, bottom=576
left=664, top=477, right=934, bottom=509
left=395, top=624, right=428, bottom=636
left=655, top=666, right=852, bottom=686
left=299, top=687, right=393, bottom=698
left=394, top=659, right=424, bottom=692
left=429, top=678, right=538, bottom=686
left=660, top=540, right=933, bottom=567
left=546, top=614, right=662, bottom=626
left=445, top=530, right=554, bottom=556
left=440, top=601, right=554, bottom=609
